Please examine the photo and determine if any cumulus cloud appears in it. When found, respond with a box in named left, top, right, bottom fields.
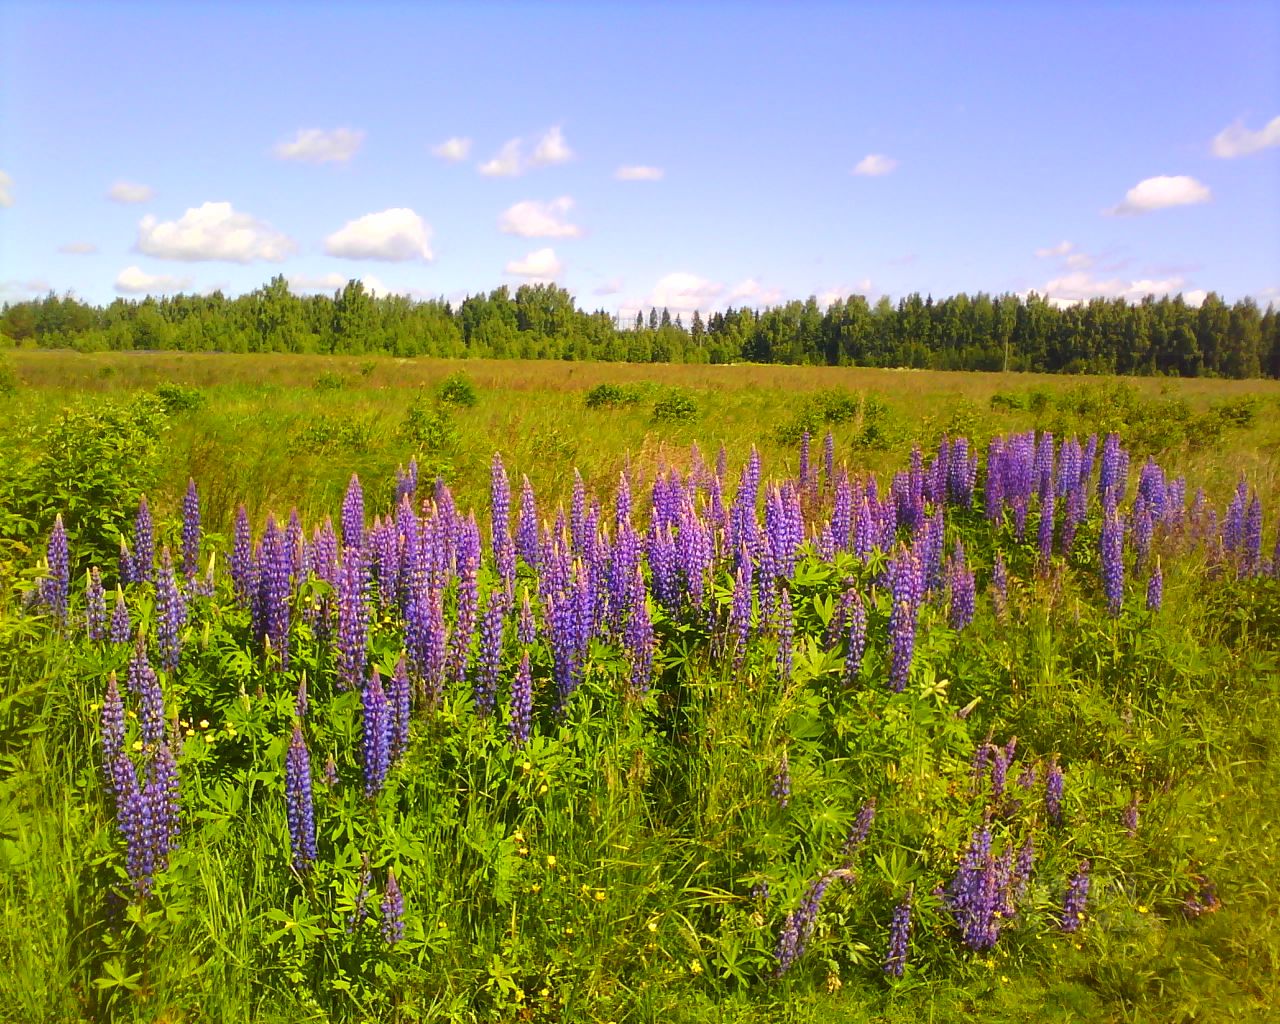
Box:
left=816, top=280, right=876, bottom=308
left=1035, top=241, right=1094, bottom=270
left=58, top=241, right=98, bottom=255
left=1035, top=240, right=1074, bottom=258
left=432, top=137, right=472, bottom=161
left=1039, top=270, right=1203, bottom=306
left=505, top=247, right=562, bottom=278
left=273, top=127, right=364, bottom=163
left=593, top=277, right=623, bottom=295
left=114, top=265, right=193, bottom=294
left=1211, top=115, right=1280, bottom=158
left=852, top=153, right=898, bottom=177
left=615, top=165, right=664, bottom=181
left=0, top=170, right=13, bottom=207
left=499, top=197, right=582, bottom=239
left=649, top=272, right=723, bottom=312
left=479, top=139, right=524, bottom=177
left=108, top=181, right=155, bottom=204
left=1109, top=175, right=1211, bottom=215
left=727, top=278, right=784, bottom=307
left=137, top=202, right=296, bottom=262
left=529, top=125, right=573, bottom=167
left=324, top=208, right=434, bottom=261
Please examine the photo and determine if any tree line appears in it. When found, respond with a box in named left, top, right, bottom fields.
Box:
left=3, top=275, right=1277, bottom=378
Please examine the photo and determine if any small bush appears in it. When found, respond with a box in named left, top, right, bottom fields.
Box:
left=153, top=381, right=206, bottom=414
left=401, top=394, right=460, bottom=453
left=812, top=389, right=862, bottom=424
left=0, top=357, right=16, bottom=395
left=292, top=415, right=378, bottom=456
left=359, top=360, right=378, bottom=378
left=585, top=383, right=646, bottom=409
left=1211, top=396, right=1258, bottom=428
left=652, top=390, right=699, bottom=423
left=990, top=391, right=1026, bottom=412
left=437, top=371, right=478, bottom=407
left=313, top=371, right=346, bottom=392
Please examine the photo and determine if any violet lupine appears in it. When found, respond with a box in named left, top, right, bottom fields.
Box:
left=389, top=656, right=412, bottom=760
left=1124, top=793, right=1140, bottom=838
left=773, top=871, right=847, bottom=977
left=43, top=514, right=70, bottom=623
left=361, top=672, right=391, bottom=797
left=942, top=826, right=1014, bottom=952
left=624, top=567, right=654, bottom=695
left=474, top=590, right=506, bottom=715
left=948, top=542, right=976, bottom=631
left=155, top=548, right=187, bottom=673
left=101, top=672, right=130, bottom=802
left=518, top=592, right=536, bottom=645
left=823, top=430, right=835, bottom=486
left=132, top=496, right=155, bottom=583
left=777, top=586, right=794, bottom=681
left=990, top=745, right=1009, bottom=801
left=1045, top=758, right=1065, bottom=826
left=1100, top=504, right=1125, bottom=616
left=86, top=567, right=107, bottom=641
left=1244, top=495, right=1263, bottom=576
left=342, top=474, right=365, bottom=549
left=129, top=637, right=166, bottom=746
left=730, top=558, right=753, bottom=672
left=1059, top=860, right=1091, bottom=932
left=992, top=551, right=1009, bottom=620
left=381, top=869, right=405, bottom=946
left=1037, top=491, right=1055, bottom=568
left=259, top=518, right=292, bottom=670
left=842, top=798, right=876, bottom=858
left=448, top=520, right=481, bottom=685
left=1146, top=562, right=1163, bottom=612
left=337, top=545, right=369, bottom=691
left=508, top=651, right=533, bottom=748
left=884, top=889, right=913, bottom=978
left=771, top=751, right=792, bottom=808
left=109, top=591, right=131, bottom=643
left=1013, top=836, right=1035, bottom=896
left=844, top=590, right=867, bottom=685
left=517, top=476, right=540, bottom=570
left=181, top=479, right=201, bottom=580
left=231, top=505, right=253, bottom=608
left=285, top=723, right=317, bottom=871
left=887, top=547, right=921, bottom=693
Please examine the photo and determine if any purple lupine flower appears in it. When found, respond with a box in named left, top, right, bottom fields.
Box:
left=44, top=514, right=70, bottom=623
left=1244, top=495, right=1263, bottom=576
left=517, top=592, right=536, bottom=645
left=448, top=518, right=481, bottom=685
left=109, top=590, right=131, bottom=644
left=1100, top=505, right=1125, bottom=616
left=394, top=459, right=418, bottom=507
left=1013, top=836, right=1035, bottom=896
left=1038, top=491, right=1055, bottom=567
left=508, top=651, right=533, bottom=748
left=1017, top=760, right=1037, bottom=790
left=145, top=741, right=181, bottom=872
left=1124, top=792, right=1140, bottom=838
left=181, top=479, right=201, bottom=580
left=990, top=745, right=1009, bottom=801
left=770, top=751, right=791, bottom=808
left=337, top=545, right=369, bottom=691
left=1045, top=758, right=1064, bottom=826
left=984, top=438, right=1005, bottom=523
left=823, top=430, right=835, bottom=486
left=285, top=723, right=317, bottom=871
left=231, top=505, right=253, bottom=608
left=1131, top=497, right=1154, bottom=573
left=389, top=656, right=412, bottom=760
left=86, top=567, right=107, bottom=641
left=776, top=585, right=794, bottom=681
left=118, top=537, right=135, bottom=588
left=1099, top=434, right=1124, bottom=501
left=948, top=541, right=975, bottom=631
left=624, top=566, right=654, bottom=695
left=381, top=868, right=405, bottom=946
left=884, top=889, right=913, bottom=978
left=128, top=637, right=165, bottom=746
left=348, top=853, right=372, bottom=933
left=844, top=589, right=867, bottom=685
left=342, top=474, right=365, bottom=549
left=259, top=518, right=292, bottom=670
left=888, top=546, right=920, bottom=693
left=132, top=496, right=155, bottom=584
left=155, top=548, right=187, bottom=673
left=112, top=753, right=151, bottom=896
left=992, top=551, right=1009, bottom=620
left=1146, top=562, right=1163, bottom=612
left=474, top=589, right=506, bottom=715
left=101, top=672, right=129, bottom=801
left=730, top=558, right=753, bottom=673
left=361, top=671, right=391, bottom=797
left=842, top=798, right=876, bottom=858
left=773, top=871, right=846, bottom=976
left=1059, top=860, right=1091, bottom=932
left=517, top=475, right=540, bottom=570
left=407, top=587, right=447, bottom=706
left=942, top=826, right=1012, bottom=952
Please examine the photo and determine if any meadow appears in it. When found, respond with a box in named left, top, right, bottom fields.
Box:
left=1, top=350, right=1279, bottom=1023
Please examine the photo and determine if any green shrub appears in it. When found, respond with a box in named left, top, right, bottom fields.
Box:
left=989, top=391, right=1026, bottom=412
left=585, top=382, right=646, bottom=409
left=437, top=371, right=478, bottom=407
left=313, top=371, right=346, bottom=392
left=292, top=414, right=378, bottom=456
left=153, top=381, right=206, bottom=414
left=1211, top=396, right=1259, bottom=428
left=652, top=390, right=699, bottom=423
left=0, top=357, right=16, bottom=395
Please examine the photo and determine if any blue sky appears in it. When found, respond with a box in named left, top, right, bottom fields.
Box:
left=1, top=1, right=1277, bottom=315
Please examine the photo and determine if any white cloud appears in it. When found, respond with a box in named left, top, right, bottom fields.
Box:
left=593, top=277, right=623, bottom=295
left=273, top=127, right=364, bottom=164
left=432, top=137, right=472, bottom=161
left=479, top=139, right=524, bottom=177
left=1211, top=115, right=1280, bottom=158
left=615, top=165, right=664, bottom=181
left=530, top=125, right=573, bottom=167
left=1035, top=240, right=1074, bottom=258
left=0, top=278, right=50, bottom=300
left=499, top=197, right=582, bottom=238
left=505, top=247, right=562, bottom=278
left=1039, top=270, right=1203, bottom=306
left=0, top=170, right=14, bottom=207
left=137, top=202, right=296, bottom=262
left=649, top=272, right=723, bottom=312
left=1109, top=175, right=1211, bottom=215
left=1181, top=289, right=1208, bottom=308
left=108, top=181, right=155, bottom=204
left=727, top=278, right=784, bottom=306
left=1065, top=252, right=1094, bottom=270
left=114, top=265, right=193, bottom=294
left=852, top=153, right=898, bottom=177
left=288, top=272, right=419, bottom=298
left=816, top=280, right=876, bottom=308
left=324, top=208, right=433, bottom=261
left=58, top=241, right=98, bottom=255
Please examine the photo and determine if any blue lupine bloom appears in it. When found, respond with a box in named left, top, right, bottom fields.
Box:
left=155, top=548, right=187, bottom=673
left=128, top=637, right=165, bottom=746
left=109, top=590, right=131, bottom=644
left=474, top=589, right=506, bottom=714
left=285, top=723, right=317, bottom=871
left=342, top=473, right=365, bottom=549
left=101, top=672, right=129, bottom=801
left=1124, top=793, right=1140, bottom=837
left=508, top=651, right=533, bottom=748
left=44, top=514, right=70, bottom=623
left=389, top=655, right=412, bottom=760
left=381, top=868, right=405, bottom=946
left=773, top=871, right=848, bottom=977
left=361, top=672, right=391, bottom=797
left=1146, top=562, right=1163, bottom=612
left=1045, top=758, right=1065, bottom=826
left=730, top=557, right=753, bottom=672
left=942, top=826, right=1014, bottom=952
left=132, top=495, right=155, bottom=584
left=231, top=505, right=253, bottom=608
left=1244, top=495, right=1263, bottom=576
left=844, top=589, right=867, bottom=684
left=948, top=542, right=975, bottom=631
left=884, top=889, right=913, bottom=977
left=337, top=545, right=369, bottom=692
left=770, top=751, right=791, bottom=808
left=181, top=479, right=201, bottom=580
left=842, top=798, right=876, bottom=858
left=1100, top=505, right=1125, bottom=616
left=1059, top=860, right=1091, bottom=932
left=624, top=567, right=654, bottom=695
left=86, top=567, right=107, bottom=641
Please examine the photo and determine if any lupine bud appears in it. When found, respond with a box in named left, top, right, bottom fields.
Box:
left=342, top=474, right=365, bottom=549
left=1045, top=758, right=1064, bottom=826
left=1059, top=860, right=1091, bottom=932
left=181, top=479, right=201, bottom=580
left=109, top=590, right=131, bottom=643
left=844, top=589, right=867, bottom=685
left=285, top=723, right=317, bottom=871
left=1146, top=562, right=1163, bottom=612
left=133, top=496, right=154, bottom=583
left=361, top=672, right=391, bottom=797
left=770, top=751, right=791, bottom=808
left=44, top=515, right=70, bottom=623
left=381, top=868, right=405, bottom=946
left=155, top=548, right=186, bottom=673
left=884, top=889, right=912, bottom=978
left=86, top=567, right=107, bottom=641
left=842, top=798, right=876, bottom=858
left=508, top=651, right=533, bottom=748
left=389, top=656, right=412, bottom=760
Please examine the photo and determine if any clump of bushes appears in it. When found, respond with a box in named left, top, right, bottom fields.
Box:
left=585, top=382, right=647, bottom=409
left=313, top=371, right=346, bottom=392
left=292, top=414, right=379, bottom=456
left=436, top=371, right=478, bottom=407
left=773, top=389, right=875, bottom=445
left=652, top=389, right=699, bottom=423
left=153, top=381, right=206, bottom=414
